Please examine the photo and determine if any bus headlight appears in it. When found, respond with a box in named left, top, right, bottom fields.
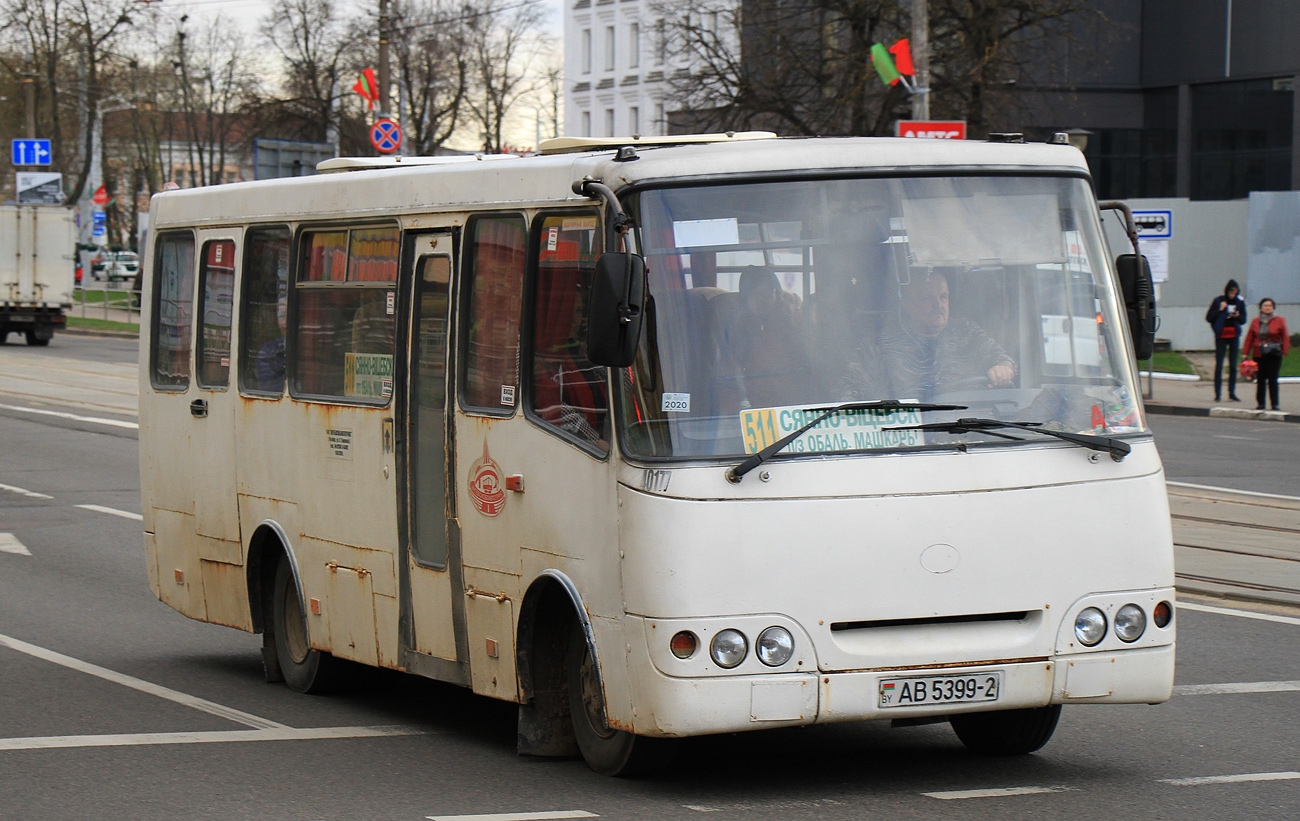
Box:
left=710, top=629, right=748, bottom=668
left=1114, top=604, right=1147, bottom=642
left=1074, top=607, right=1107, bottom=646
left=756, top=626, right=794, bottom=666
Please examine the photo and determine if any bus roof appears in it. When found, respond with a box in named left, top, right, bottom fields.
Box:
left=148, top=136, right=1090, bottom=230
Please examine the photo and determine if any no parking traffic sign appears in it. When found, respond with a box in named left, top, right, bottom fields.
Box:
left=370, top=119, right=403, bottom=154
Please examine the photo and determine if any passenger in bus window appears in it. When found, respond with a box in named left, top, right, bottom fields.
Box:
left=723, top=267, right=811, bottom=408
left=256, top=302, right=287, bottom=391
left=880, top=270, right=1015, bottom=400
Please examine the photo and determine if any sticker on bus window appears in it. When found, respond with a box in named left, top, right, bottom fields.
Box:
left=661, top=392, right=690, bottom=413
left=344, top=353, right=394, bottom=400
left=738, top=404, right=926, bottom=455
left=386, top=292, right=395, bottom=315
left=501, top=385, right=516, bottom=406
left=561, top=216, right=597, bottom=232
left=547, top=227, right=559, bottom=252
left=673, top=218, right=739, bottom=249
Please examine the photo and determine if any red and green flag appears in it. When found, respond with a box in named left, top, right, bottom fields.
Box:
left=353, top=68, right=379, bottom=109
left=870, top=43, right=902, bottom=86
left=871, top=40, right=916, bottom=89
left=889, top=38, right=915, bottom=77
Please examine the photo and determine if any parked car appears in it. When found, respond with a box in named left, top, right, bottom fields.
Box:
left=90, top=251, right=139, bottom=283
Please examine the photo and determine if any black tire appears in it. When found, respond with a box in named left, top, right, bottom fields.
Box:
left=566, top=622, right=676, bottom=776
left=272, top=557, right=340, bottom=694
left=0, top=331, right=8, bottom=344
left=950, top=704, right=1062, bottom=755
left=25, top=331, right=50, bottom=346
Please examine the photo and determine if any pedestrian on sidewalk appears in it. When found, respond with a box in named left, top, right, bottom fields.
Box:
left=1241, top=298, right=1289, bottom=411
left=1206, top=279, right=1247, bottom=401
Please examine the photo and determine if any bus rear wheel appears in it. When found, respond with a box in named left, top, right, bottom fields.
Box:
left=950, top=704, right=1062, bottom=755
left=25, top=331, right=50, bottom=346
left=272, top=557, right=340, bottom=694
left=566, top=623, right=675, bottom=776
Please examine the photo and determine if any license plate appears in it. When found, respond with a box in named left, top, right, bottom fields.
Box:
left=879, top=671, right=1003, bottom=708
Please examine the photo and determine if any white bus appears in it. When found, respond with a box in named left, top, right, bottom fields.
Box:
left=139, top=132, right=1173, bottom=775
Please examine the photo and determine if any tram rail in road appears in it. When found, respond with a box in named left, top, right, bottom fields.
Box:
left=1168, top=481, right=1300, bottom=606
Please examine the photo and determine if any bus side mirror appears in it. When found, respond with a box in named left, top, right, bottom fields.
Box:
left=1116, top=253, right=1157, bottom=361
left=587, top=252, right=646, bottom=367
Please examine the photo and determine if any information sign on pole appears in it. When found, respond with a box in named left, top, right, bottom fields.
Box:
left=93, top=210, right=107, bottom=238
left=11, top=138, right=53, bottom=166
left=369, top=119, right=403, bottom=154
left=16, top=172, right=64, bottom=205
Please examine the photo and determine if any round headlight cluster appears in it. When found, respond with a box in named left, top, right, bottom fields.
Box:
left=674, top=626, right=796, bottom=669
left=1075, top=602, right=1165, bottom=646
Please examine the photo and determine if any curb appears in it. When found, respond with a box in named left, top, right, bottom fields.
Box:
left=1146, top=401, right=1300, bottom=424
left=59, top=327, right=138, bottom=340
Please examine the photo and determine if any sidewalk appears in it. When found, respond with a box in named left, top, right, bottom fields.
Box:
left=1142, top=352, right=1300, bottom=423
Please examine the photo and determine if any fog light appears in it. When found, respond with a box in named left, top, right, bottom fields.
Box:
left=1074, top=607, right=1107, bottom=646
left=756, top=626, right=794, bottom=666
left=1153, top=600, right=1172, bottom=628
left=710, top=629, right=748, bottom=668
left=1114, top=604, right=1146, bottom=642
left=669, top=631, right=697, bottom=659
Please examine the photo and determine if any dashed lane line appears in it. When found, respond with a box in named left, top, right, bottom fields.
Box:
left=0, top=533, right=33, bottom=556
left=0, top=725, right=424, bottom=752
left=1179, top=601, right=1300, bottom=627
left=922, top=786, right=1076, bottom=800
left=1175, top=680, right=1300, bottom=695
left=1166, top=481, right=1300, bottom=502
left=427, top=813, right=598, bottom=821
left=1159, top=772, right=1300, bottom=787
left=0, top=483, right=53, bottom=500
left=0, top=632, right=287, bottom=730
left=0, top=403, right=138, bottom=430
left=75, top=504, right=143, bottom=521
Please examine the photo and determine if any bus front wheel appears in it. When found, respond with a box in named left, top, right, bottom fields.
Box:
left=272, top=557, right=339, bottom=694
left=566, top=623, right=675, bottom=776
left=949, top=704, right=1062, bottom=755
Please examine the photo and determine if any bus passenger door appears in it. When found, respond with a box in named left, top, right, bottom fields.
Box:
left=400, top=230, right=466, bottom=674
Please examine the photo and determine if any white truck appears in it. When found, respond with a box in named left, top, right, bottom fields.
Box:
left=1, top=205, right=76, bottom=346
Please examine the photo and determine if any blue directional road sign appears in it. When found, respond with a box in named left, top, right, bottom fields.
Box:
left=12, top=139, right=53, bottom=166
left=93, top=211, right=107, bottom=237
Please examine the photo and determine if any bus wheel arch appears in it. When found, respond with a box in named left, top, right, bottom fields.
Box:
left=515, top=570, right=676, bottom=775
left=246, top=521, right=296, bottom=683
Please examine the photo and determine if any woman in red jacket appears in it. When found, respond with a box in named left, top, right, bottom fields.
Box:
left=1242, top=298, right=1290, bottom=410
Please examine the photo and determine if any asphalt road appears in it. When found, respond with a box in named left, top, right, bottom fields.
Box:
left=1, top=334, right=1298, bottom=820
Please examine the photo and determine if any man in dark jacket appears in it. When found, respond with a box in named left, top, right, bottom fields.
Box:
left=1206, top=279, right=1247, bottom=402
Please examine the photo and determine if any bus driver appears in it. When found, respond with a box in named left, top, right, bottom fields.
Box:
left=880, top=270, right=1016, bottom=401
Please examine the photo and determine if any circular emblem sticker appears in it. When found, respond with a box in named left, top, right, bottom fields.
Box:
left=468, top=440, right=506, bottom=517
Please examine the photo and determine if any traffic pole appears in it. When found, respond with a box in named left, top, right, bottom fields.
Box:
left=911, top=0, right=930, bottom=121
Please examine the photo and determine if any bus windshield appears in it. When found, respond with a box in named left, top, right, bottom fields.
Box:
left=618, top=175, right=1146, bottom=460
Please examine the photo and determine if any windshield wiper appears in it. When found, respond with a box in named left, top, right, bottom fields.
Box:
left=727, top=400, right=967, bottom=483
left=883, top=417, right=1130, bottom=461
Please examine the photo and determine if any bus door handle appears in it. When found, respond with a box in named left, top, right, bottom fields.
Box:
left=190, top=399, right=208, bottom=418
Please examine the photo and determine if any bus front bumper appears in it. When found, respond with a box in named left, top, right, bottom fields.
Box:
left=625, top=643, right=1174, bottom=738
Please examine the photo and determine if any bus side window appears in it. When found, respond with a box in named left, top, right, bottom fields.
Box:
left=150, top=231, right=197, bottom=390
left=461, top=214, right=527, bottom=413
left=292, top=226, right=398, bottom=403
left=196, top=239, right=236, bottom=389
left=239, top=226, right=291, bottom=395
left=527, top=212, right=608, bottom=450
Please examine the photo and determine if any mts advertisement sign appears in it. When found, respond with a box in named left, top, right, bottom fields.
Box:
left=897, top=120, right=967, bottom=139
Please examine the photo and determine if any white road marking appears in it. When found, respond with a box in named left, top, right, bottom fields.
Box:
left=1166, top=481, right=1300, bottom=502
left=684, top=800, right=845, bottom=812
left=1179, top=601, right=1300, bottom=627
left=0, top=483, right=53, bottom=500
left=0, top=725, right=423, bottom=752
left=0, top=632, right=288, bottom=730
left=75, top=504, right=144, bottom=521
left=1159, top=772, right=1300, bottom=787
left=1211, top=435, right=1258, bottom=441
left=923, top=786, right=1076, bottom=800
left=427, top=813, right=598, bottom=821
left=0, top=403, right=138, bottom=430
left=0, top=533, right=33, bottom=556
left=1175, top=680, right=1300, bottom=695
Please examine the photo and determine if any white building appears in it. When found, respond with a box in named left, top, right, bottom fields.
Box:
left=564, top=0, right=673, bottom=138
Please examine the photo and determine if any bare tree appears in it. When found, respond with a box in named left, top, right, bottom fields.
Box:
left=657, top=0, right=1098, bottom=138
left=462, top=0, right=548, bottom=153
left=260, top=0, right=362, bottom=143
left=391, top=0, right=470, bottom=155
